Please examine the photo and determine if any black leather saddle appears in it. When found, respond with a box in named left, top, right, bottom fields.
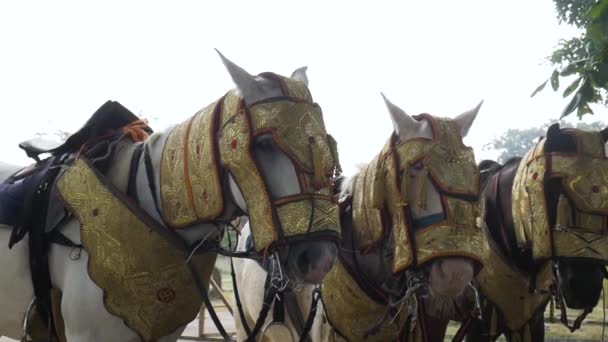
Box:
left=18, top=100, right=151, bottom=163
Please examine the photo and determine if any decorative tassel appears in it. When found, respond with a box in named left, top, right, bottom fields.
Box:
left=371, top=163, right=386, bottom=209
left=417, top=166, right=429, bottom=210
left=400, top=168, right=409, bottom=208
left=490, top=307, right=497, bottom=338
left=122, top=119, right=150, bottom=142
left=523, top=324, right=531, bottom=342
left=556, top=195, right=572, bottom=229
left=310, top=137, right=327, bottom=189
left=327, top=134, right=343, bottom=177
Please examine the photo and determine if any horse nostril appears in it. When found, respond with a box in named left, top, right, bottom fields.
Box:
left=297, top=250, right=311, bottom=275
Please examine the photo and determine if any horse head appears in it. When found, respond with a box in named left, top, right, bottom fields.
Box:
left=338, top=95, right=483, bottom=321
left=513, top=123, right=608, bottom=311
left=382, top=96, right=484, bottom=316
left=153, top=51, right=341, bottom=285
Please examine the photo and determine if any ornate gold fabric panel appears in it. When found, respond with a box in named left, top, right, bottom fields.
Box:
left=551, top=155, right=608, bottom=215
left=415, top=222, right=484, bottom=266
left=160, top=101, right=223, bottom=228
left=186, top=102, right=223, bottom=221
left=249, top=101, right=335, bottom=175
left=445, top=197, right=476, bottom=226
left=427, top=118, right=479, bottom=197
left=576, top=130, right=604, bottom=158
left=552, top=229, right=608, bottom=261
left=391, top=205, right=411, bottom=273
left=279, top=75, right=313, bottom=101
left=57, top=159, right=216, bottom=341
left=576, top=212, right=606, bottom=234
left=220, top=90, right=241, bottom=127
left=160, top=119, right=198, bottom=227
left=475, top=233, right=552, bottom=331
left=415, top=199, right=483, bottom=266
left=351, top=154, right=384, bottom=249
left=384, top=143, right=414, bottom=272
left=322, top=260, right=407, bottom=341
left=393, top=139, right=430, bottom=168
left=511, top=146, right=551, bottom=259
left=276, top=198, right=340, bottom=237
left=513, top=133, right=608, bottom=261
left=218, top=104, right=275, bottom=252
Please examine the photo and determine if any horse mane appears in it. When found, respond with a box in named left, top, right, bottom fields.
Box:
left=478, top=157, right=522, bottom=193
left=338, top=163, right=368, bottom=200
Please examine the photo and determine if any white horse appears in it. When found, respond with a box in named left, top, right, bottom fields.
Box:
left=0, top=52, right=338, bottom=342
left=233, top=95, right=482, bottom=341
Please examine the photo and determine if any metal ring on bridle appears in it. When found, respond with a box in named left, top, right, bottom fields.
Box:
left=468, top=281, right=483, bottom=320
left=269, top=252, right=290, bottom=291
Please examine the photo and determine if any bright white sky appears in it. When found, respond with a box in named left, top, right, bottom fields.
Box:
left=0, top=1, right=603, bottom=176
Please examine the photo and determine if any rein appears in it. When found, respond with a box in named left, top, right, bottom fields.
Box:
left=232, top=238, right=320, bottom=342
left=552, top=264, right=608, bottom=333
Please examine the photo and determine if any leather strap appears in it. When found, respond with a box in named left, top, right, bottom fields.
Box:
left=298, top=288, right=321, bottom=342
left=452, top=316, right=473, bottom=342
left=232, top=250, right=252, bottom=336
left=126, top=143, right=144, bottom=200
left=284, top=291, right=309, bottom=341
left=559, top=294, right=591, bottom=332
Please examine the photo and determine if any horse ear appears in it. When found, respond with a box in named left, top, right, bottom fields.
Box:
left=601, top=127, right=608, bottom=142
left=215, top=49, right=262, bottom=96
left=381, top=93, right=423, bottom=141
left=546, top=123, right=561, bottom=142
left=290, top=66, right=309, bottom=86
left=454, top=101, right=483, bottom=138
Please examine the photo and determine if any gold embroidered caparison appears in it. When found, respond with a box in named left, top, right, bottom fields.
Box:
left=160, top=73, right=342, bottom=252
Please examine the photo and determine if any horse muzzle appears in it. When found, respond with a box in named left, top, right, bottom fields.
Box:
left=287, top=240, right=338, bottom=284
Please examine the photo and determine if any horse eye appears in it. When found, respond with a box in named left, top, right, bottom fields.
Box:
left=412, top=161, right=424, bottom=170
left=255, top=136, right=274, bottom=149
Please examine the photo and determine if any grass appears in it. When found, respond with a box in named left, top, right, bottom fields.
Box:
left=214, top=271, right=607, bottom=341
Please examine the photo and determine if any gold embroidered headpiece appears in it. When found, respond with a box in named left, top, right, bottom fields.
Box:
left=160, top=73, right=341, bottom=253
left=351, top=114, right=483, bottom=273
left=512, top=126, right=608, bottom=262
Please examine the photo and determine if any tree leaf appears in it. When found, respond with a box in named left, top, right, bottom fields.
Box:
left=551, top=69, right=560, bottom=91
left=593, top=62, right=608, bottom=85
left=561, top=91, right=583, bottom=118
left=560, top=60, right=586, bottom=76
left=587, top=0, right=608, bottom=20
left=587, top=23, right=604, bottom=46
left=577, top=102, right=594, bottom=118
left=531, top=80, right=548, bottom=97
left=562, top=77, right=583, bottom=97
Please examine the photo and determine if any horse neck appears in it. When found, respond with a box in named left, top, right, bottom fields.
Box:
left=482, top=158, right=534, bottom=272
left=337, top=202, right=395, bottom=303
left=133, top=127, right=238, bottom=245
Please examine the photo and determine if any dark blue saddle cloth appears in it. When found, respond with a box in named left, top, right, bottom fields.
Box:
left=0, top=176, right=31, bottom=226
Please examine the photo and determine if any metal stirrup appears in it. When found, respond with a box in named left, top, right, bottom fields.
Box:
left=21, top=297, right=37, bottom=342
